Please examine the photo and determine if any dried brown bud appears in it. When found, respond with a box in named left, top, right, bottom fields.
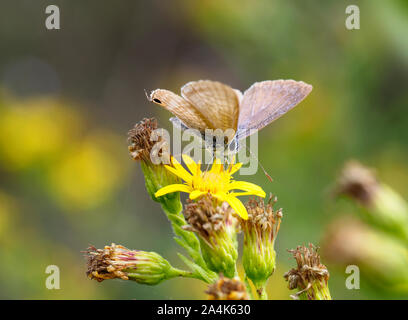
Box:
left=335, top=160, right=379, bottom=206
left=128, top=118, right=168, bottom=162
left=284, top=244, right=331, bottom=300
left=241, top=194, right=282, bottom=237
left=321, top=216, right=366, bottom=265
left=183, top=195, right=238, bottom=246
left=240, top=195, right=282, bottom=289
left=335, top=161, right=408, bottom=243
left=85, top=243, right=176, bottom=285
left=206, top=276, right=249, bottom=300
left=183, top=195, right=238, bottom=278
left=322, top=216, right=408, bottom=290
left=86, top=243, right=138, bottom=281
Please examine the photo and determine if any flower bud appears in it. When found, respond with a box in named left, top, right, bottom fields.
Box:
left=128, top=118, right=181, bottom=213
left=335, top=161, right=408, bottom=243
left=241, top=195, right=282, bottom=290
left=85, top=243, right=187, bottom=285
left=322, top=217, right=408, bottom=292
left=284, top=244, right=331, bottom=300
left=206, top=276, right=249, bottom=300
left=183, top=195, right=238, bottom=278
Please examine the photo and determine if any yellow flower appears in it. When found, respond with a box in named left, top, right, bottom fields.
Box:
left=154, top=155, right=265, bottom=219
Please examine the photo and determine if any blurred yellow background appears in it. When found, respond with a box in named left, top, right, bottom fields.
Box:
left=0, top=0, right=407, bottom=299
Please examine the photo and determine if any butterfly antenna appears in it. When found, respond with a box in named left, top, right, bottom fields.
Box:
left=203, top=143, right=214, bottom=171
left=144, top=89, right=151, bottom=101
left=245, top=145, right=273, bottom=182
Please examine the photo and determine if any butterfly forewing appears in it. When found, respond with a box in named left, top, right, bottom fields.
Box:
left=236, top=80, right=312, bottom=140
left=181, top=80, right=240, bottom=132
left=148, top=79, right=312, bottom=146
left=149, top=89, right=211, bottom=131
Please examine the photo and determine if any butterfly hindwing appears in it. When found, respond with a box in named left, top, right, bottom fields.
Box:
left=236, top=80, right=312, bottom=140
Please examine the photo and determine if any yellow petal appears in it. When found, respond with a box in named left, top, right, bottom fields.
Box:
left=226, top=154, right=235, bottom=170
left=182, top=154, right=198, bottom=175
left=211, top=193, right=227, bottom=203
left=228, top=162, right=242, bottom=175
left=164, top=165, right=192, bottom=184
left=210, top=158, right=223, bottom=174
left=189, top=190, right=207, bottom=200
left=227, top=181, right=266, bottom=197
left=196, top=160, right=202, bottom=176
left=228, top=192, right=258, bottom=197
left=225, top=195, right=248, bottom=220
left=165, top=156, right=193, bottom=184
left=155, top=184, right=192, bottom=197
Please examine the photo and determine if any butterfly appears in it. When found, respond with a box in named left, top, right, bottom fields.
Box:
left=148, top=79, right=312, bottom=153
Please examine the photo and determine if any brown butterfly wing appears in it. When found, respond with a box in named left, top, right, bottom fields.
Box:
left=149, top=89, right=211, bottom=131
left=237, top=80, right=312, bottom=139
left=181, top=80, right=240, bottom=132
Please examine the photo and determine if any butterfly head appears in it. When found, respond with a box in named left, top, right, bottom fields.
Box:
left=146, top=89, right=160, bottom=104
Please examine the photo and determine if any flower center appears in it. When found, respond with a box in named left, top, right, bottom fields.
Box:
left=193, top=171, right=230, bottom=194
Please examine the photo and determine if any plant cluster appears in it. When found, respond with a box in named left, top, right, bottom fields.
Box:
left=85, top=118, right=331, bottom=300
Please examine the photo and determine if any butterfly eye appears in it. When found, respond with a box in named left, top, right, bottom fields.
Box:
left=228, top=139, right=238, bottom=152
left=153, top=98, right=162, bottom=104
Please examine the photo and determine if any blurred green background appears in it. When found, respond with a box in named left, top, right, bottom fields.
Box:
left=0, top=0, right=407, bottom=299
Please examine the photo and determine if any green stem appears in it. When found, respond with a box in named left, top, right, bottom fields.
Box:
left=296, top=282, right=332, bottom=300
left=162, top=205, right=217, bottom=283
left=256, top=285, right=268, bottom=300
left=163, top=207, right=206, bottom=266
left=168, top=267, right=199, bottom=279
left=244, top=276, right=254, bottom=300
left=251, top=278, right=268, bottom=300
